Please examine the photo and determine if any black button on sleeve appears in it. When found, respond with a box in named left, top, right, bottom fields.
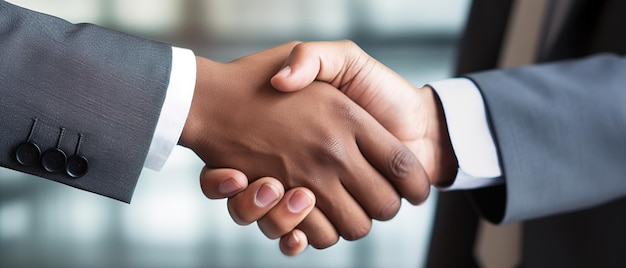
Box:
left=41, top=148, right=67, bottom=173
left=16, top=142, right=41, bottom=166
left=66, top=155, right=89, bottom=178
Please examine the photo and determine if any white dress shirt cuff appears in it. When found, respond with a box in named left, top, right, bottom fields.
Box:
left=144, top=46, right=196, bottom=171
left=428, top=78, right=504, bottom=190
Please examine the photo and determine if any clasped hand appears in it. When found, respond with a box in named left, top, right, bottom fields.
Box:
left=180, top=41, right=457, bottom=256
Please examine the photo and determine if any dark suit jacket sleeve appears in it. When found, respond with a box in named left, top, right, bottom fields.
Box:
left=463, top=54, right=626, bottom=224
left=0, top=2, right=173, bottom=202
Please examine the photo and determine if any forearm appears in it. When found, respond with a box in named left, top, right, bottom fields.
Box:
left=468, top=54, right=626, bottom=223
left=0, top=2, right=172, bottom=202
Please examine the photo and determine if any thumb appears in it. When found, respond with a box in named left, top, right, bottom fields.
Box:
left=271, top=41, right=351, bottom=92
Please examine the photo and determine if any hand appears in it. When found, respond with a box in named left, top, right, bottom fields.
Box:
left=263, top=40, right=458, bottom=253
left=197, top=40, right=458, bottom=256
left=180, top=42, right=431, bottom=253
left=198, top=167, right=312, bottom=256
left=271, top=40, right=458, bottom=186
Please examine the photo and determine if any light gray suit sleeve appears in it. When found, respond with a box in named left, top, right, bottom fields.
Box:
left=464, top=54, right=626, bottom=223
left=0, top=2, right=172, bottom=202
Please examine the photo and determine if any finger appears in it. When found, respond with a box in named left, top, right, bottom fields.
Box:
left=279, top=229, right=308, bottom=256
left=342, top=145, right=403, bottom=221
left=199, top=166, right=249, bottom=199
left=227, top=177, right=285, bottom=225
left=355, top=113, right=431, bottom=205
left=270, top=43, right=321, bottom=92
left=296, top=208, right=339, bottom=249
left=305, top=174, right=373, bottom=241
left=257, top=187, right=315, bottom=239
left=271, top=41, right=354, bottom=92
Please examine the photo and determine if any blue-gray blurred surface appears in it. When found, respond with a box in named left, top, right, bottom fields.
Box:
left=1, top=0, right=469, bottom=267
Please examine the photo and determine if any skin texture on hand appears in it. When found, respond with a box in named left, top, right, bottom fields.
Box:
left=271, top=40, right=458, bottom=186
left=255, top=40, right=458, bottom=255
left=180, top=42, right=431, bottom=251
left=199, top=167, right=311, bottom=256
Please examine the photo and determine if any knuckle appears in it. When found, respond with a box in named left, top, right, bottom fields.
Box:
left=293, top=42, right=315, bottom=56
left=405, top=168, right=432, bottom=205
left=332, top=99, right=360, bottom=126
left=339, top=40, right=366, bottom=58
left=413, top=183, right=431, bottom=205
left=341, top=220, right=372, bottom=241
left=388, top=146, right=418, bottom=180
left=316, top=136, right=349, bottom=166
left=259, top=216, right=286, bottom=239
left=405, top=182, right=431, bottom=206
left=373, top=196, right=401, bottom=221
left=286, top=40, right=303, bottom=47
left=339, top=39, right=358, bottom=49
left=227, top=201, right=254, bottom=226
left=309, top=234, right=339, bottom=249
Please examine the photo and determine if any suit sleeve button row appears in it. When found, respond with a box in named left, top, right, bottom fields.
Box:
left=15, top=120, right=89, bottom=178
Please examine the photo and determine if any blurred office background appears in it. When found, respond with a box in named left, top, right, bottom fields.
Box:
left=0, top=0, right=469, bottom=267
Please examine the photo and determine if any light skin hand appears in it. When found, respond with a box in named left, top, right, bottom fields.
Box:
left=180, top=42, right=431, bottom=254
left=271, top=40, right=458, bottom=186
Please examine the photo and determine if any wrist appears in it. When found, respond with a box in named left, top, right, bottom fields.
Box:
left=419, top=86, right=458, bottom=187
left=179, top=56, right=215, bottom=149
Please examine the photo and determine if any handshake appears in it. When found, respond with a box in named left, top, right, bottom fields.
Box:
left=179, top=41, right=459, bottom=256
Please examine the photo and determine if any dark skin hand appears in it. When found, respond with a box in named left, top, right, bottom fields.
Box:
left=179, top=42, right=431, bottom=249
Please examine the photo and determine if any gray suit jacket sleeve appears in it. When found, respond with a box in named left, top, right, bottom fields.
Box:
left=464, top=54, right=626, bottom=224
left=0, top=2, right=172, bottom=202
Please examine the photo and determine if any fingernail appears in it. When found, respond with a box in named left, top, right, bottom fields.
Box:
left=286, top=231, right=300, bottom=248
left=276, top=65, right=292, bottom=77
left=287, top=190, right=313, bottom=213
left=218, top=178, right=242, bottom=195
left=254, top=183, right=280, bottom=208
